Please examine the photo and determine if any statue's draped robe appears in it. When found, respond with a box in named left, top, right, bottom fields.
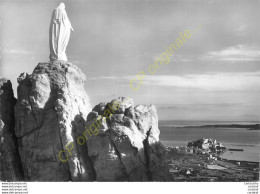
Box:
left=49, top=7, right=72, bottom=61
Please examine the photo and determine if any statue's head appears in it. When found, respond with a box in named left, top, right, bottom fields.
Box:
left=58, top=2, right=65, bottom=9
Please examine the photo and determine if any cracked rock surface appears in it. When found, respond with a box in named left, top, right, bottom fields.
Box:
left=14, top=61, right=92, bottom=181
left=84, top=97, right=171, bottom=181
left=1, top=62, right=170, bottom=182
left=0, top=79, right=24, bottom=181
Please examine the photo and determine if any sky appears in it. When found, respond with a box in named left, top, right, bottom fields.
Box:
left=0, top=0, right=260, bottom=121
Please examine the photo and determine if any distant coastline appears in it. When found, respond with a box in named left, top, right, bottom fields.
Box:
left=180, top=124, right=260, bottom=130
left=159, top=120, right=260, bottom=130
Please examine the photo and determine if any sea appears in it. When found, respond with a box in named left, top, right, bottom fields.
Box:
left=159, top=120, right=260, bottom=162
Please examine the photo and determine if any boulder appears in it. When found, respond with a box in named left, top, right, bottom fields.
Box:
left=82, top=97, right=171, bottom=181
left=14, top=61, right=92, bottom=181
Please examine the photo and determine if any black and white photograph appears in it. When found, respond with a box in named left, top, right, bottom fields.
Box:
left=0, top=0, right=259, bottom=193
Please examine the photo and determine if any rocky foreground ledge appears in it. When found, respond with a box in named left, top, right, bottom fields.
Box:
left=0, top=61, right=171, bottom=181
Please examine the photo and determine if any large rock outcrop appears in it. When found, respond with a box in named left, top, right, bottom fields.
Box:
left=76, top=97, right=171, bottom=181
left=1, top=61, right=170, bottom=182
left=14, top=61, right=92, bottom=181
left=0, top=79, right=24, bottom=181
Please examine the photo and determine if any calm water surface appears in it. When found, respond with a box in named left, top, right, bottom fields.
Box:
left=159, top=120, right=260, bottom=162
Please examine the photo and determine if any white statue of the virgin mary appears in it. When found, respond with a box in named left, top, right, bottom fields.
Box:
left=49, top=3, right=74, bottom=61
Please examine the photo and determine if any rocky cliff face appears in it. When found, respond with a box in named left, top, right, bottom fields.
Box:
left=0, top=61, right=170, bottom=182
left=14, top=61, right=92, bottom=181
left=82, top=97, right=171, bottom=181
left=0, top=79, right=24, bottom=181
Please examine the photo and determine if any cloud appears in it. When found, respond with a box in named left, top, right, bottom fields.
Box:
left=90, top=72, right=260, bottom=92
left=201, top=44, right=260, bottom=62
left=237, top=24, right=246, bottom=32
left=142, top=72, right=260, bottom=91
left=169, top=55, right=200, bottom=62
left=157, top=102, right=246, bottom=108
left=88, top=76, right=120, bottom=80
left=2, top=48, right=32, bottom=55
